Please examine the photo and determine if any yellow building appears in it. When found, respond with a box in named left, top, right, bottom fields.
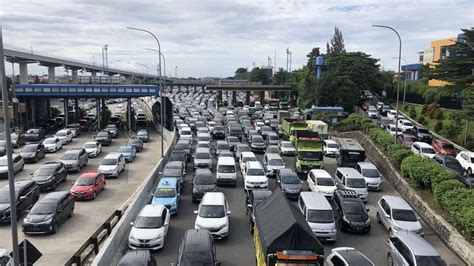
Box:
left=423, top=38, right=457, bottom=87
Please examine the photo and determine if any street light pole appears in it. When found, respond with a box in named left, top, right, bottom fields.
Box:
left=373, top=24, right=402, bottom=143
left=0, top=25, right=20, bottom=266
left=145, top=48, right=166, bottom=92
left=127, top=27, right=164, bottom=157
left=393, top=57, right=408, bottom=105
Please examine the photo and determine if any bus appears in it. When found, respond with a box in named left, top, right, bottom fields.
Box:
left=335, top=138, right=366, bottom=167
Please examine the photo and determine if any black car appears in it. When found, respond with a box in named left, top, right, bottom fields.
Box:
left=176, top=229, right=218, bottom=266
left=128, top=138, right=144, bottom=152
left=161, top=167, right=184, bottom=192
left=0, top=180, right=40, bottom=224
left=95, top=131, right=112, bottom=146
left=31, top=162, right=68, bottom=191
left=170, top=150, right=187, bottom=169
left=246, top=189, right=272, bottom=234
left=20, top=143, right=46, bottom=163
left=24, top=128, right=46, bottom=142
left=433, top=154, right=473, bottom=188
left=192, top=168, right=216, bottom=203
left=332, top=189, right=371, bottom=233
left=413, top=125, right=432, bottom=144
left=105, top=124, right=119, bottom=138
left=10, top=133, right=26, bottom=148
left=212, top=125, right=225, bottom=139
left=174, top=139, right=192, bottom=162
left=0, top=141, right=6, bottom=157
left=22, top=191, right=74, bottom=234
left=118, top=250, right=157, bottom=266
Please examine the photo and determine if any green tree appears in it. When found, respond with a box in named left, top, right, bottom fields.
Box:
left=318, top=75, right=358, bottom=111
left=328, top=26, right=346, bottom=54
left=272, top=68, right=286, bottom=85
left=462, top=89, right=474, bottom=144
left=306, top=47, right=321, bottom=69
left=235, top=67, right=248, bottom=75
left=247, top=67, right=270, bottom=85
left=289, top=66, right=317, bottom=108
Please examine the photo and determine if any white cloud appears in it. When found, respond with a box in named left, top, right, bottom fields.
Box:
left=1, top=0, right=472, bottom=77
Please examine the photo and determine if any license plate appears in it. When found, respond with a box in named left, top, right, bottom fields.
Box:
left=254, top=185, right=261, bottom=188
left=140, top=244, right=148, bottom=248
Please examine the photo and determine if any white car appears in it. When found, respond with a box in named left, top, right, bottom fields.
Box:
left=83, top=141, right=102, bottom=158
left=323, top=139, right=339, bottom=157
left=98, top=153, right=126, bottom=178
left=262, top=153, right=285, bottom=177
left=377, top=195, right=423, bottom=236
left=456, top=151, right=474, bottom=176
left=194, top=192, right=230, bottom=239
left=278, top=141, right=296, bottom=156
left=411, top=142, right=436, bottom=159
left=387, top=124, right=403, bottom=136
left=42, top=137, right=63, bottom=153
left=367, top=109, right=379, bottom=119
left=128, top=204, right=170, bottom=250
left=255, top=122, right=265, bottom=133
left=243, top=161, right=268, bottom=190
left=387, top=110, right=397, bottom=121
left=398, top=119, right=414, bottom=132
left=239, top=152, right=258, bottom=176
left=179, top=126, right=192, bottom=141
left=54, top=129, right=73, bottom=145
left=307, top=169, right=337, bottom=197
left=356, top=162, right=382, bottom=191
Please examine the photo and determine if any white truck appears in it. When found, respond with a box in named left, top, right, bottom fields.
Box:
left=306, top=120, right=328, bottom=136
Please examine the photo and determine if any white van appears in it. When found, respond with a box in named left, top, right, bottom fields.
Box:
left=216, top=156, right=237, bottom=186
left=307, top=169, right=337, bottom=198
left=298, top=192, right=337, bottom=242
left=334, top=167, right=369, bottom=202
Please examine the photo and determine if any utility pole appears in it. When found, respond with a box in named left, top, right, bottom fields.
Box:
left=289, top=51, right=292, bottom=72
left=175, top=66, right=178, bottom=78
left=274, top=50, right=276, bottom=71
left=285, top=48, right=290, bottom=84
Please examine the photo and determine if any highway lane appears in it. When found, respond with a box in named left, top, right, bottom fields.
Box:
left=151, top=134, right=465, bottom=266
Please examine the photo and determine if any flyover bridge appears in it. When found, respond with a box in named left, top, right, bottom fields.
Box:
left=204, top=84, right=295, bottom=105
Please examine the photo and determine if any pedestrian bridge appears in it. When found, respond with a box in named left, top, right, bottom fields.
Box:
left=13, top=84, right=160, bottom=98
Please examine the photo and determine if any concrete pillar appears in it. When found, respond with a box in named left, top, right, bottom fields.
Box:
left=19, top=63, right=28, bottom=84
left=201, top=86, right=205, bottom=93
left=232, top=91, right=237, bottom=105
left=46, top=99, right=51, bottom=118
left=30, top=99, right=36, bottom=126
left=71, top=70, right=79, bottom=84
left=48, top=66, right=56, bottom=84
left=127, top=98, right=132, bottom=131
left=75, top=99, right=79, bottom=122
left=259, top=91, right=265, bottom=102
left=217, top=91, right=222, bottom=105
left=96, top=98, right=101, bottom=130
left=64, top=98, right=69, bottom=126
left=246, top=91, right=251, bottom=105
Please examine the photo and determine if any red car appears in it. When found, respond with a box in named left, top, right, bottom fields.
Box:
left=432, top=139, right=457, bottom=156
left=70, top=172, right=106, bottom=200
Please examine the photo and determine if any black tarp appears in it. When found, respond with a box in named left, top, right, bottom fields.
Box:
left=254, top=188, right=324, bottom=258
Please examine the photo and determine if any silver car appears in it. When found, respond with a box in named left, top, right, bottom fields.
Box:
left=356, top=162, right=382, bottom=191
left=59, top=148, right=88, bottom=172
left=377, top=195, right=423, bottom=236
left=193, top=147, right=212, bottom=169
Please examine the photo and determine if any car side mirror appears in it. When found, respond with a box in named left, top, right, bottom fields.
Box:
left=30, top=173, right=33, bottom=175
left=227, top=211, right=231, bottom=215
left=130, top=222, right=134, bottom=226
left=193, top=210, right=198, bottom=215
left=246, top=204, right=252, bottom=208
left=385, top=214, right=390, bottom=218
left=366, top=209, right=370, bottom=212
left=19, top=196, right=27, bottom=200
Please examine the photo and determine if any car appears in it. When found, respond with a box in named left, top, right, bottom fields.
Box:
left=377, top=195, right=423, bottom=236
left=0, top=141, right=5, bottom=157
left=216, top=156, right=237, bottom=186
left=266, top=132, right=279, bottom=145
left=211, top=125, right=226, bottom=139
left=411, top=141, right=436, bottom=159
left=192, top=168, right=217, bottom=203
left=105, top=124, right=119, bottom=138
left=31, top=162, right=67, bottom=191
left=54, top=129, right=73, bottom=145
left=413, top=125, right=433, bottom=144
left=128, top=204, right=170, bottom=250
left=176, top=229, right=218, bottom=265
left=276, top=168, right=301, bottom=199
left=334, top=168, right=369, bottom=202
left=117, top=250, right=157, bottom=266
left=22, top=191, right=74, bottom=234
left=59, top=148, right=88, bottom=172
left=432, top=139, right=457, bottom=156
left=298, top=192, right=337, bottom=242
left=95, top=130, right=112, bottom=146
left=70, top=172, right=106, bottom=200
left=386, top=231, right=446, bottom=266
left=10, top=133, right=26, bottom=148
left=194, top=147, right=213, bottom=169
left=367, top=109, right=379, bottom=119
left=136, top=129, right=149, bottom=142
left=0, top=249, right=13, bottom=265
left=24, top=128, right=45, bottom=142
left=165, top=159, right=186, bottom=178
left=194, top=192, right=230, bottom=239
left=262, top=153, right=285, bottom=177
left=20, top=143, right=46, bottom=163
left=152, top=178, right=181, bottom=215
left=432, top=154, right=473, bottom=187
left=98, top=153, right=126, bottom=178
left=323, top=139, right=339, bottom=157
left=387, top=124, right=403, bottom=136
left=235, top=144, right=251, bottom=161
left=66, top=123, right=81, bottom=137
left=243, top=161, right=268, bottom=190
left=128, top=138, right=144, bottom=152
left=326, top=247, right=374, bottom=266
left=279, top=140, right=296, bottom=156
left=0, top=154, right=24, bottom=178
left=83, top=141, right=102, bottom=158
left=250, top=135, right=266, bottom=153
left=398, top=133, right=417, bottom=147
left=245, top=190, right=272, bottom=234
left=307, top=169, right=337, bottom=198
left=170, top=150, right=187, bottom=169
left=456, top=151, right=474, bottom=176
left=79, top=119, right=91, bottom=131
left=226, top=136, right=240, bottom=151
left=332, top=189, right=371, bottom=233
left=398, top=119, right=414, bottom=132
left=0, top=180, right=40, bottom=223
left=239, top=151, right=258, bottom=175
left=42, top=137, right=63, bottom=153
left=118, top=144, right=137, bottom=162
left=264, top=145, right=280, bottom=156
left=215, top=141, right=230, bottom=156
left=174, top=139, right=192, bottom=162
left=355, top=162, right=382, bottom=191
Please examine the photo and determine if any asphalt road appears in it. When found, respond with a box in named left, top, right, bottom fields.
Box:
left=151, top=134, right=465, bottom=266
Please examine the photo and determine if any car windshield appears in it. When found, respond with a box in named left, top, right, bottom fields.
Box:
left=217, top=143, right=229, bottom=150
left=342, top=151, right=365, bottom=162
left=316, top=177, right=335, bottom=186
left=392, top=209, right=418, bottom=222
left=252, top=137, right=264, bottom=143
left=106, top=125, right=116, bottom=130
left=362, top=168, right=380, bottom=178
left=55, top=131, right=66, bottom=136
left=237, top=146, right=250, bottom=153
left=196, top=152, right=211, bottom=159
left=218, top=165, right=235, bottom=173
left=445, top=159, right=463, bottom=172
left=243, top=156, right=257, bottom=163
left=327, top=143, right=338, bottom=148
left=418, top=128, right=430, bottom=134
left=30, top=203, right=56, bottom=215
left=22, top=146, right=37, bottom=152
left=307, top=209, right=334, bottom=223
left=135, top=216, right=163, bottom=229
left=181, top=130, right=191, bottom=135
left=97, top=132, right=108, bottom=137
left=138, top=131, right=147, bottom=136
left=119, top=147, right=131, bottom=153
left=269, top=135, right=278, bottom=140
left=35, top=166, right=56, bottom=175
left=422, top=148, right=436, bottom=154
left=75, top=177, right=94, bottom=186
left=269, top=159, right=284, bottom=166
left=175, top=143, right=189, bottom=150
left=342, top=201, right=366, bottom=214
left=298, top=152, right=323, bottom=161
left=347, top=178, right=366, bottom=188
left=247, top=168, right=265, bottom=176
left=84, top=143, right=97, bottom=149
left=281, top=174, right=299, bottom=184
left=195, top=175, right=214, bottom=185
left=60, top=153, right=78, bottom=160
left=281, top=142, right=293, bottom=148
left=155, top=187, right=176, bottom=198
left=43, top=139, right=56, bottom=144
left=101, top=158, right=117, bottom=165
left=415, top=256, right=446, bottom=266
left=199, top=205, right=225, bottom=218
left=267, top=147, right=279, bottom=153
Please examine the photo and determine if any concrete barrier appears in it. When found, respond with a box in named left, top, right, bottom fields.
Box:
left=337, top=131, right=473, bottom=265
left=91, top=129, right=177, bottom=266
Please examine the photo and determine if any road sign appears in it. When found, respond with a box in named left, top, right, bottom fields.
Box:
left=10, top=239, right=42, bottom=266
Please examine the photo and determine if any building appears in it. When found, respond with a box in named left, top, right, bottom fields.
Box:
left=401, top=63, right=422, bottom=81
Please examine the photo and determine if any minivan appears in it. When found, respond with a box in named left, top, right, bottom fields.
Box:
left=298, top=192, right=336, bottom=242
left=239, top=152, right=258, bottom=176
left=387, top=231, right=446, bottom=266
left=216, top=157, right=237, bottom=186
left=334, top=168, right=369, bottom=202
left=194, top=192, right=231, bottom=239
left=355, top=162, right=382, bottom=191
left=307, top=169, right=337, bottom=198
left=152, top=178, right=180, bottom=215
left=377, top=195, right=423, bottom=236
left=243, top=161, right=268, bottom=190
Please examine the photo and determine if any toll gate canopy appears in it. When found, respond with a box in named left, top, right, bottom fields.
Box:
left=13, top=84, right=160, bottom=98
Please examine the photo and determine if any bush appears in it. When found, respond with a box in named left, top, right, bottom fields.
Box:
left=416, top=115, right=426, bottom=124
left=433, top=179, right=464, bottom=200
left=403, top=105, right=410, bottom=112
left=437, top=188, right=474, bottom=236
left=389, top=147, right=413, bottom=168
left=409, top=109, right=417, bottom=118
left=434, top=121, right=444, bottom=133
left=334, top=114, right=375, bottom=132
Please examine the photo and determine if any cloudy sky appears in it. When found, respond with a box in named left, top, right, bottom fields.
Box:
left=1, top=0, right=472, bottom=78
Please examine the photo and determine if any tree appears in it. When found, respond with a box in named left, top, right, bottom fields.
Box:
left=328, top=26, right=346, bottom=54
left=247, top=67, right=270, bottom=85
left=318, top=74, right=358, bottom=112
left=272, top=68, right=286, bottom=85
left=235, top=67, right=248, bottom=75
left=306, top=47, right=321, bottom=69
left=289, top=66, right=317, bottom=108
left=462, top=89, right=474, bottom=144
left=33, top=75, right=40, bottom=84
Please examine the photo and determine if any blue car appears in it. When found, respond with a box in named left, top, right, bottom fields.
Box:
left=152, top=177, right=180, bottom=215
left=118, top=144, right=136, bottom=162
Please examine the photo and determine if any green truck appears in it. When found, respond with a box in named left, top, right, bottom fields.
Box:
left=294, top=131, right=324, bottom=174
left=281, top=118, right=308, bottom=144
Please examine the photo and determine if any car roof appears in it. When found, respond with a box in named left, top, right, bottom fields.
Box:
left=118, top=250, right=150, bottom=265
left=280, top=140, right=292, bottom=144
left=357, top=162, right=377, bottom=170
left=300, top=192, right=332, bottom=210
left=382, top=195, right=413, bottom=210
left=158, top=177, right=177, bottom=187
left=183, top=229, right=212, bottom=253
left=413, top=141, right=433, bottom=148
left=278, top=168, right=296, bottom=176
left=460, top=151, right=474, bottom=157
left=217, top=156, right=235, bottom=164
left=324, top=139, right=337, bottom=144
left=195, top=147, right=211, bottom=153
left=332, top=247, right=373, bottom=265
left=265, top=153, right=282, bottom=159
left=309, top=169, right=332, bottom=179
left=139, top=204, right=164, bottom=217
left=395, top=231, right=440, bottom=256
left=246, top=161, right=263, bottom=169
left=64, top=149, right=82, bottom=154
left=79, top=172, right=100, bottom=178
left=41, top=191, right=69, bottom=201
left=337, top=167, right=364, bottom=179
left=104, top=153, right=121, bottom=159
left=241, top=151, right=256, bottom=157
left=201, top=192, right=225, bottom=205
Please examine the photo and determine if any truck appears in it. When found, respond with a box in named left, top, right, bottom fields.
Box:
left=281, top=118, right=307, bottom=142
left=306, top=120, right=328, bottom=138
left=254, top=189, right=324, bottom=266
left=294, top=131, right=324, bottom=174
left=277, top=110, right=290, bottom=124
